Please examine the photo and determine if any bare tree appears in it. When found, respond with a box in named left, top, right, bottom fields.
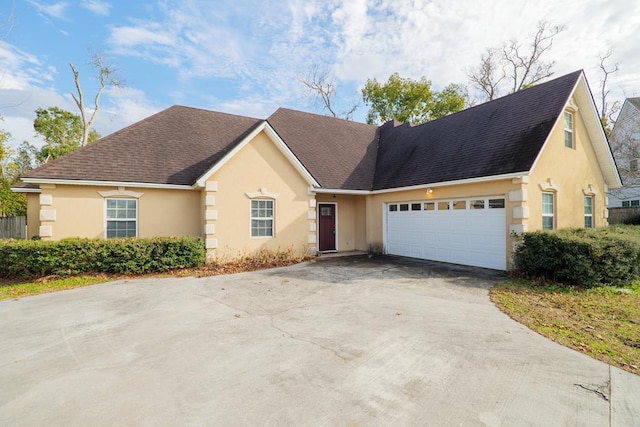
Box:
left=300, top=64, right=358, bottom=120
left=0, top=2, right=15, bottom=39
left=467, top=48, right=504, bottom=101
left=597, top=49, right=621, bottom=135
left=70, top=53, right=123, bottom=147
left=467, top=21, right=565, bottom=101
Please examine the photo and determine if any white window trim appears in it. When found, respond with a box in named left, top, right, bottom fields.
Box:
left=564, top=111, right=574, bottom=149
left=105, top=198, right=138, bottom=238
left=584, top=196, right=594, bottom=228
left=542, top=192, right=555, bottom=230
left=250, top=198, right=274, bottom=238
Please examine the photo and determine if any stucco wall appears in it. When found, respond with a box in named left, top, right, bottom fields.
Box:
left=34, top=184, right=201, bottom=240
left=316, top=194, right=367, bottom=251
left=528, top=104, right=607, bottom=229
left=205, top=131, right=315, bottom=260
left=26, top=193, right=40, bottom=239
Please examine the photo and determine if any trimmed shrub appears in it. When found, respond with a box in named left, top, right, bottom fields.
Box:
left=514, top=226, right=640, bottom=287
left=0, top=237, right=205, bottom=278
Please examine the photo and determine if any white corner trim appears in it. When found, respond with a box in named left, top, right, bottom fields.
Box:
left=39, top=194, right=53, bottom=205
left=39, top=225, right=53, bottom=237
left=508, top=189, right=527, bottom=202
left=98, top=187, right=144, bottom=198
left=583, top=184, right=598, bottom=196
left=39, top=209, right=56, bottom=221
left=246, top=188, right=280, bottom=199
left=194, top=122, right=319, bottom=188
left=205, top=238, right=218, bottom=249
left=512, top=206, right=530, bottom=219
left=205, top=210, right=218, bottom=221
left=206, top=181, right=218, bottom=192
left=509, top=224, right=528, bottom=235
left=539, top=178, right=560, bottom=192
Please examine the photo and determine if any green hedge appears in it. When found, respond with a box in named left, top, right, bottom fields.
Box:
left=0, top=237, right=206, bottom=278
left=513, top=227, right=640, bottom=287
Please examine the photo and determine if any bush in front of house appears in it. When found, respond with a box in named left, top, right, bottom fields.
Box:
left=0, top=237, right=206, bottom=278
left=513, top=226, right=640, bottom=287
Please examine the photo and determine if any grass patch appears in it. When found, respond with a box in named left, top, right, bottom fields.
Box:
left=491, top=279, right=640, bottom=376
left=0, top=275, right=111, bottom=300
left=0, top=249, right=310, bottom=301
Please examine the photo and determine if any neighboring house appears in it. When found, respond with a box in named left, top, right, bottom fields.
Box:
left=608, top=97, right=640, bottom=207
left=13, top=70, right=620, bottom=270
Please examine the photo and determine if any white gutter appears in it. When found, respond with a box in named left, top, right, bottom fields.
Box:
left=20, top=178, right=195, bottom=190
left=313, top=172, right=529, bottom=195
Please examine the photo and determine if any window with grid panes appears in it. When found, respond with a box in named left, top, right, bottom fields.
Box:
left=106, top=199, right=137, bottom=238
left=251, top=199, right=274, bottom=237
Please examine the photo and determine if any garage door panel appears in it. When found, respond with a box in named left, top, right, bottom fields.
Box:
left=386, top=199, right=506, bottom=270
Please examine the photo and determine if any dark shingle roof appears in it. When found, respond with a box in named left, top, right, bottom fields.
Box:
left=23, top=106, right=262, bottom=186
left=267, top=108, right=378, bottom=190
left=22, top=71, right=585, bottom=191
left=629, top=97, right=640, bottom=111
left=373, top=70, right=582, bottom=190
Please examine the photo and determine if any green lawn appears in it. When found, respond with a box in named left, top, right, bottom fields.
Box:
left=0, top=275, right=111, bottom=300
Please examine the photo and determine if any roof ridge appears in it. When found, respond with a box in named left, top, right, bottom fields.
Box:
left=268, top=107, right=377, bottom=128
left=170, top=104, right=262, bottom=121
left=406, top=70, right=583, bottom=130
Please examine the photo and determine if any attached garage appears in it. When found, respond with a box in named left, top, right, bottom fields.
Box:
left=385, top=197, right=507, bottom=270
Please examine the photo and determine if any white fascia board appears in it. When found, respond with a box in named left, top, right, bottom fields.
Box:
left=194, top=121, right=319, bottom=188
left=315, top=172, right=529, bottom=195
left=573, top=76, right=622, bottom=188
left=313, top=188, right=371, bottom=195
left=20, top=178, right=194, bottom=190
left=528, top=76, right=581, bottom=175
left=11, top=187, right=41, bottom=193
left=528, top=73, right=622, bottom=189
left=371, top=172, right=528, bottom=194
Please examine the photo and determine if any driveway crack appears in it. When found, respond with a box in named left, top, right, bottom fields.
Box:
left=269, top=317, right=347, bottom=363
left=574, top=381, right=610, bottom=402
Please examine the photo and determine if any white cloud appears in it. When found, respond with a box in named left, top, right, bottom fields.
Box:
left=94, top=86, right=162, bottom=137
left=4, top=0, right=640, bottom=148
left=0, top=41, right=52, bottom=90
left=26, top=0, right=69, bottom=21
left=80, top=0, right=112, bottom=16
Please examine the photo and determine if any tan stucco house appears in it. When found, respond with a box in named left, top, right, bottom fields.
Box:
left=14, top=70, right=621, bottom=270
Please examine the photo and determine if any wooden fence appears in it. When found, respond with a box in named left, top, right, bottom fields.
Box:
left=0, top=216, right=26, bottom=239
left=608, top=207, right=640, bottom=225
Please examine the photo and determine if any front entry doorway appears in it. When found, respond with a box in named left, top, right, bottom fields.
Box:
left=318, top=203, right=336, bottom=252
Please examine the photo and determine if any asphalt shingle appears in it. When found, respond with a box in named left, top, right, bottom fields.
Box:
left=373, top=70, right=582, bottom=190
left=22, top=106, right=262, bottom=186
left=267, top=108, right=378, bottom=190
left=21, top=71, right=584, bottom=192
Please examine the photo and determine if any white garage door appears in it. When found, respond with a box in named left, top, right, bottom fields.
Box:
left=385, top=198, right=506, bottom=270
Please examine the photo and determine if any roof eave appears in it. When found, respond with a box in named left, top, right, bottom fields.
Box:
left=20, top=178, right=195, bottom=190
left=529, top=72, right=622, bottom=189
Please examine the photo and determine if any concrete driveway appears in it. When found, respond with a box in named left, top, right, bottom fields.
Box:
left=1, top=255, right=638, bottom=426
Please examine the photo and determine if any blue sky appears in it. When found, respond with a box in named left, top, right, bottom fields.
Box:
left=0, top=0, right=638, bottom=149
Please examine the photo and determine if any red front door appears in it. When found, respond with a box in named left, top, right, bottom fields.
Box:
left=318, top=204, right=336, bottom=251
